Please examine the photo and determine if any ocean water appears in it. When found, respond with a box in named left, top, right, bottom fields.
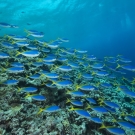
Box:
left=0, top=0, right=135, bottom=135
left=0, top=0, right=135, bottom=57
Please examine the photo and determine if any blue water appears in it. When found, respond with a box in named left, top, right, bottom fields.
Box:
left=0, top=0, right=135, bottom=63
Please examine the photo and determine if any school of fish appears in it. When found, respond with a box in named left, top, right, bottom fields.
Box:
left=0, top=22, right=135, bottom=135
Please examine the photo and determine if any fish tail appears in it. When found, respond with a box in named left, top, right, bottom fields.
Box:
left=116, top=63, right=121, bottom=69
left=25, top=94, right=31, bottom=98
left=37, top=108, right=44, bottom=115
left=16, top=51, right=21, bottom=56
left=66, top=98, right=70, bottom=103
left=99, top=124, right=106, bottom=129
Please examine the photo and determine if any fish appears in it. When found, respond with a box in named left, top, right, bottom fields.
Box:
left=59, top=38, right=69, bottom=42
left=90, top=117, right=102, bottom=124
left=15, top=41, right=29, bottom=47
left=45, top=82, right=56, bottom=88
left=28, top=74, right=41, bottom=79
left=85, top=97, right=97, bottom=104
left=1, top=42, right=14, bottom=49
left=43, top=56, right=56, bottom=62
left=52, top=80, right=73, bottom=87
left=95, top=71, right=109, bottom=77
left=25, top=94, right=46, bottom=101
left=66, top=98, right=83, bottom=106
left=18, top=87, right=38, bottom=93
left=28, top=32, right=44, bottom=38
left=117, top=64, right=135, bottom=72
left=87, top=55, right=96, bottom=61
left=100, top=82, right=112, bottom=88
left=118, top=56, right=132, bottom=63
left=37, top=105, right=60, bottom=114
left=11, top=62, right=24, bottom=67
left=47, top=42, right=59, bottom=49
left=44, top=62, right=54, bottom=66
left=117, top=120, right=135, bottom=130
left=75, top=49, right=87, bottom=54
left=105, top=57, right=117, bottom=63
left=69, top=107, right=91, bottom=118
left=3, top=80, right=19, bottom=85
left=57, top=65, right=72, bottom=72
left=26, top=45, right=38, bottom=50
left=86, top=104, right=108, bottom=113
left=32, top=62, right=43, bottom=67
left=66, top=90, right=85, bottom=97
left=11, top=25, right=19, bottom=28
left=27, top=23, right=31, bottom=25
left=41, top=72, right=59, bottom=79
left=12, top=35, right=28, bottom=41
left=122, top=89, right=135, bottom=98
left=91, top=63, right=104, bottom=69
left=25, top=30, right=44, bottom=38
left=82, top=73, right=93, bottom=80
left=99, top=124, right=125, bottom=135
left=6, top=67, right=24, bottom=73
left=42, top=48, right=50, bottom=53
left=99, top=100, right=119, bottom=109
left=79, top=85, right=98, bottom=91
left=0, top=22, right=11, bottom=28
left=16, top=50, right=40, bottom=57
left=0, top=52, right=9, bottom=58
left=67, top=62, right=80, bottom=69
left=104, top=106, right=116, bottom=113
left=61, top=75, right=71, bottom=80
left=125, top=115, right=135, bottom=124
left=25, top=29, right=38, bottom=33
left=57, top=57, right=68, bottom=62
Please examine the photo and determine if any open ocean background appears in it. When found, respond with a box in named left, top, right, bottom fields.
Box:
left=0, top=0, right=135, bottom=77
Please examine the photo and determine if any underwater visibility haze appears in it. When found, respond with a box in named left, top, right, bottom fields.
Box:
left=0, top=0, right=135, bottom=135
